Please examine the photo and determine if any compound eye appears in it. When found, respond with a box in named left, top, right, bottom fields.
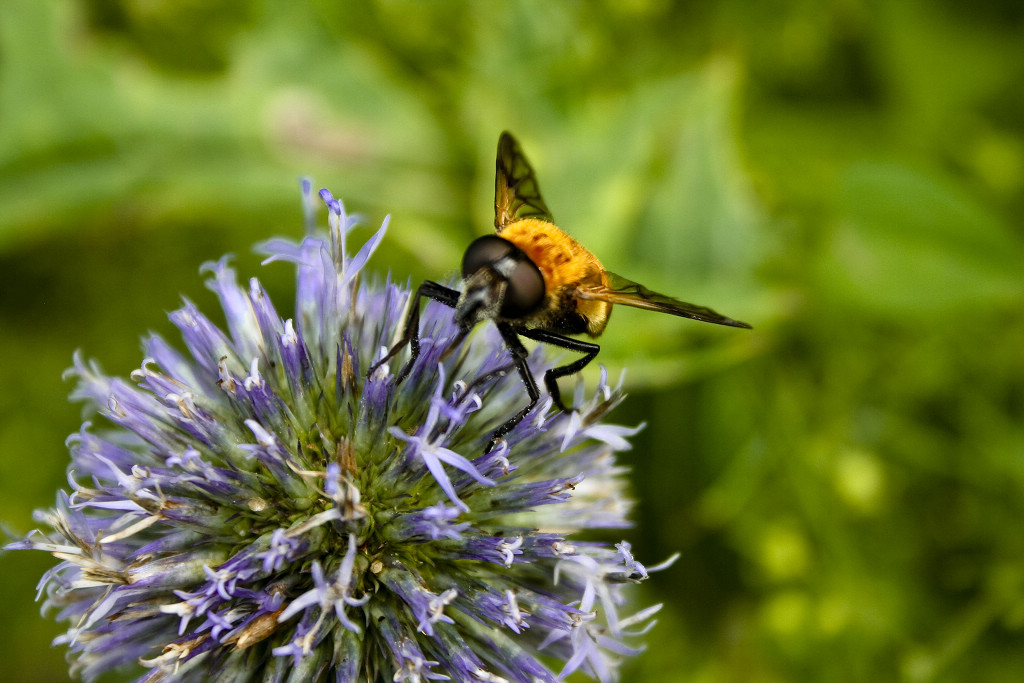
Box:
left=500, top=257, right=545, bottom=318
left=462, top=235, right=515, bottom=278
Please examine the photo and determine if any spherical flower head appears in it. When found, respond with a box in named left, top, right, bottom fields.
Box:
left=8, top=182, right=675, bottom=682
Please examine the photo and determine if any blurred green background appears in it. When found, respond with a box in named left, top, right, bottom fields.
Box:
left=2, top=1, right=1023, bottom=681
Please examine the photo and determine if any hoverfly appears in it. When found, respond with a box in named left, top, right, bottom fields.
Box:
left=372, top=131, right=750, bottom=451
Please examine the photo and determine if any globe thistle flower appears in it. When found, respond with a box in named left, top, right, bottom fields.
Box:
left=8, top=182, right=675, bottom=682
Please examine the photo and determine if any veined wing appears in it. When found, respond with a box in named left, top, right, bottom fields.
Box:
left=494, top=131, right=554, bottom=231
left=576, top=272, right=752, bottom=329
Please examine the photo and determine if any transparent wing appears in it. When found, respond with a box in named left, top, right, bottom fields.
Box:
left=577, top=272, right=752, bottom=328
left=494, top=131, right=554, bottom=231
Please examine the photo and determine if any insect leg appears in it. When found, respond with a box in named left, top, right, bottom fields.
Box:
left=518, top=328, right=600, bottom=413
left=368, top=280, right=460, bottom=384
left=487, top=323, right=541, bottom=452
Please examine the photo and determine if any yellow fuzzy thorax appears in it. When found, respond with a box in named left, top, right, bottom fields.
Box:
left=498, top=218, right=605, bottom=294
left=498, top=218, right=611, bottom=335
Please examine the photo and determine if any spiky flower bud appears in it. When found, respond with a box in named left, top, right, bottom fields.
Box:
left=8, top=183, right=673, bottom=682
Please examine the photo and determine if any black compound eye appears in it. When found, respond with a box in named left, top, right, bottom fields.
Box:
left=462, top=235, right=545, bottom=318
left=462, top=235, right=516, bottom=278
left=500, top=257, right=545, bottom=318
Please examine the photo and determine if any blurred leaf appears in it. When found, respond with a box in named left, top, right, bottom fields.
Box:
left=817, top=162, right=1023, bottom=317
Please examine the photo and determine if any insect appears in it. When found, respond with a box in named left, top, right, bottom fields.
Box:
left=372, top=131, right=751, bottom=451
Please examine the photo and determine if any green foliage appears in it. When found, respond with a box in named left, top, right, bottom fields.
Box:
left=2, top=0, right=1022, bottom=680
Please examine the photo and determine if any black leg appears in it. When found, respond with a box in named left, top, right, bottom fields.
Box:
left=486, top=323, right=541, bottom=451
left=519, top=328, right=600, bottom=413
left=368, top=281, right=460, bottom=383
